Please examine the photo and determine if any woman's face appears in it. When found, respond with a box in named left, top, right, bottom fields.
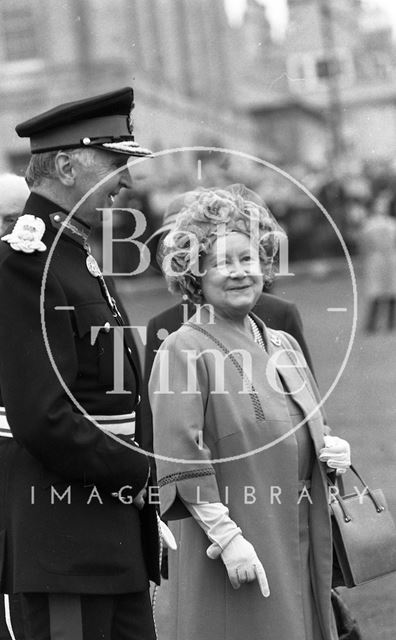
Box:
left=200, top=232, right=264, bottom=320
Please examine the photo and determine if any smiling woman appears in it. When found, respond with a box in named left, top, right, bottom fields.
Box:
left=158, top=184, right=280, bottom=304
left=200, top=233, right=265, bottom=323
left=149, top=184, right=351, bottom=640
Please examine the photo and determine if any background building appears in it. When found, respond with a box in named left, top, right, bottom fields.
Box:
left=1, top=0, right=396, bottom=172
left=0, top=0, right=276, bottom=177
left=241, top=0, right=396, bottom=167
left=1, top=0, right=396, bottom=261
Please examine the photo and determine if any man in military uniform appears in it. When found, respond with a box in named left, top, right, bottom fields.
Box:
left=0, top=88, right=160, bottom=640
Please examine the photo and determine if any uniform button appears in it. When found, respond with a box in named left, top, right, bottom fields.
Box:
left=104, top=322, right=111, bottom=333
left=53, top=214, right=61, bottom=222
left=128, top=347, right=132, bottom=354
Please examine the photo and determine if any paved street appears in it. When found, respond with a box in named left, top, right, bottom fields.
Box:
left=117, top=262, right=396, bottom=640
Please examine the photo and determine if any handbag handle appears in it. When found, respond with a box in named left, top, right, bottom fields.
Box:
left=327, top=464, right=385, bottom=523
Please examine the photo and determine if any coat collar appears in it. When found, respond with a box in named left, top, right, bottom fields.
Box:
left=22, top=192, right=67, bottom=221
left=251, top=312, right=325, bottom=452
left=22, top=192, right=91, bottom=248
left=189, top=307, right=325, bottom=452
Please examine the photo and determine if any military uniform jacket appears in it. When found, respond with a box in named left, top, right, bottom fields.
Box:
left=0, top=193, right=160, bottom=594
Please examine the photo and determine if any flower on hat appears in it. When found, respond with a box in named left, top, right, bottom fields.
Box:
left=1, top=214, right=46, bottom=253
left=157, top=186, right=283, bottom=303
left=195, top=191, right=234, bottom=224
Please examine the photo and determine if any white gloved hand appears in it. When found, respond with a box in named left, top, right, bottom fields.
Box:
left=319, top=435, right=351, bottom=475
left=207, top=533, right=270, bottom=597
left=158, top=519, right=177, bottom=550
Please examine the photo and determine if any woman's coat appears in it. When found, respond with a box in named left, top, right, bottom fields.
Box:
left=150, top=310, right=337, bottom=640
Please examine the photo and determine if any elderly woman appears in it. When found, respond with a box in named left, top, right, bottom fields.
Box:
left=149, top=186, right=350, bottom=640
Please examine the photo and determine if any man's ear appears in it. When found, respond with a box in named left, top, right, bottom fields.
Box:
left=54, top=151, right=76, bottom=186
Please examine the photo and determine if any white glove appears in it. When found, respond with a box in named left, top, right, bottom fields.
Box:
left=207, top=533, right=270, bottom=597
left=158, top=519, right=177, bottom=550
left=319, top=435, right=351, bottom=475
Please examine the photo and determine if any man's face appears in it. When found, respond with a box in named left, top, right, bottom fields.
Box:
left=72, top=150, right=132, bottom=226
left=0, top=213, right=18, bottom=236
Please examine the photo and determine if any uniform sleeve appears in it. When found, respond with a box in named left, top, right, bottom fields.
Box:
left=0, top=252, right=149, bottom=494
left=149, top=330, right=221, bottom=520
left=137, top=316, right=159, bottom=452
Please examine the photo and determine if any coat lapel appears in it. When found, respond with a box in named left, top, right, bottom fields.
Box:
left=252, top=314, right=325, bottom=454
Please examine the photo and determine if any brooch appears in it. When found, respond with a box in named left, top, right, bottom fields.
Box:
left=86, top=254, right=102, bottom=277
left=1, top=214, right=46, bottom=253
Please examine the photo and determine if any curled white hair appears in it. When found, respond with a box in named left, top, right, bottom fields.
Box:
left=158, top=185, right=284, bottom=302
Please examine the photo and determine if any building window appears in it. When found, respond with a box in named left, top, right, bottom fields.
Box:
left=354, top=49, right=392, bottom=83
left=288, top=49, right=353, bottom=91
left=0, top=0, right=39, bottom=62
left=316, top=57, right=342, bottom=80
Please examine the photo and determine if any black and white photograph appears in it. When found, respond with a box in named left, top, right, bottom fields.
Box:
left=0, top=1, right=395, bottom=639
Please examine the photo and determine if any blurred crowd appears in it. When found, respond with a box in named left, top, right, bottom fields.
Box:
left=2, top=154, right=396, bottom=335
left=97, top=152, right=396, bottom=269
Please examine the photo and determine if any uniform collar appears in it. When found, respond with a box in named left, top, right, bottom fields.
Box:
left=22, top=192, right=67, bottom=220
left=49, top=211, right=90, bottom=247
left=22, top=192, right=91, bottom=247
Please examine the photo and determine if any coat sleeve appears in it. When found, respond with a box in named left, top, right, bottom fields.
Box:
left=0, top=252, right=149, bottom=494
left=149, top=329, right=221, bottom=520
left=137, top=316, right=160, bottom=451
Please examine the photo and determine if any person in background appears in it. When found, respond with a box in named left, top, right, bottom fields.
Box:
left=0, top=88, right=160, bottom=640
left=149, top=186, right=351, bottom=640
left=0, top=173, right=29, bottom=236
left=0, top=174, right=29, bottom=640
left=359, top=190, right=396, bottom=333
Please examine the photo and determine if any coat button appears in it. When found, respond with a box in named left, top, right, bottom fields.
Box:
left=104, top=322, right=111, bottom=333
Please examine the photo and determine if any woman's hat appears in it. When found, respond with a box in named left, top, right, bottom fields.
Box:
left=145, top=184, right=271, bottom=268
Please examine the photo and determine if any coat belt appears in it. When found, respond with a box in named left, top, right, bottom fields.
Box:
left=0, top=407, right=135, bottom=438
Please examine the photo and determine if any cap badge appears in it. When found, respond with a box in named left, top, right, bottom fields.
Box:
left=86, top=254, right=102, bottom=278
left=270, top=334, right=282, bottom=347
left=1, top=214, right=46, bottom=253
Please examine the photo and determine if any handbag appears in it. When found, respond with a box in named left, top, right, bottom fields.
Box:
left=331, top=589, right=362, bottom=640
left=329, top=464, right=396, bottom=588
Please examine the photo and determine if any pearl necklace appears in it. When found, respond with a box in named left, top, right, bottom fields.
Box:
left=248, top=316, right=266, bottom=351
